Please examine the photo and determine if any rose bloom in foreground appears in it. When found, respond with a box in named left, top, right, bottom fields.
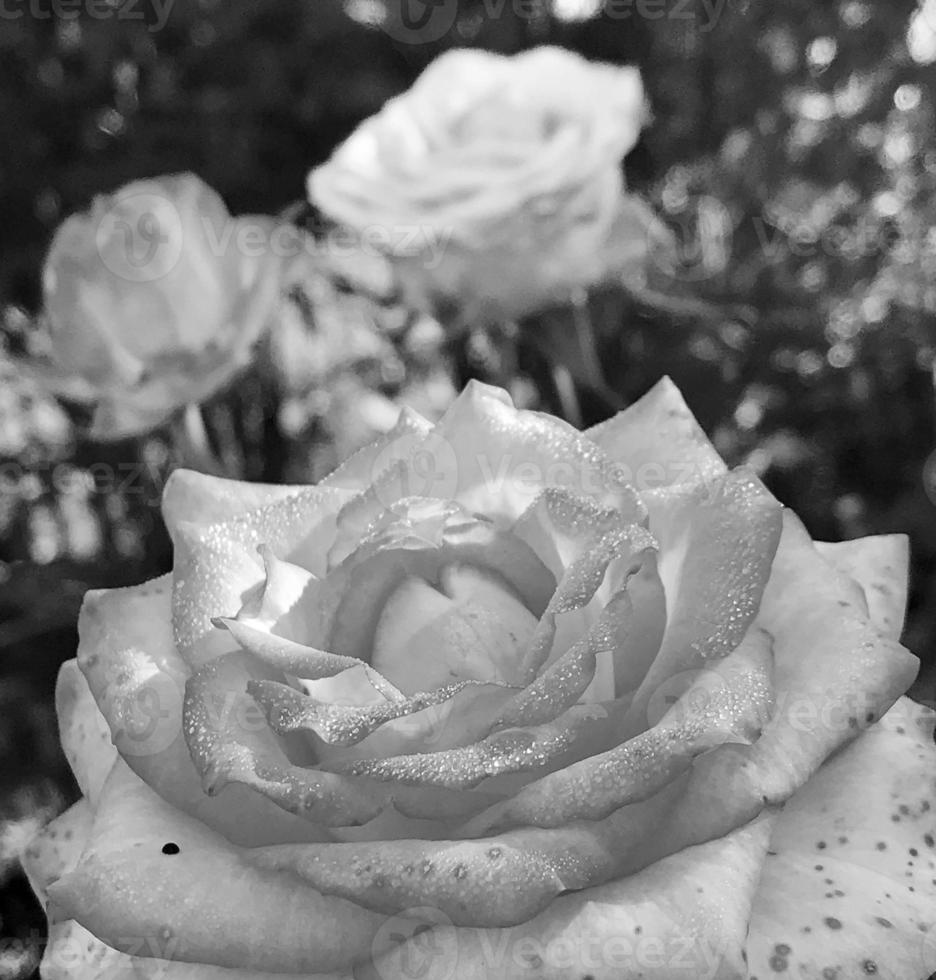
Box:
left=308, top=46, right=658, bottom=324
left=34, top=173, right=284, bottom=439
left=23, top=379, right=936, bottom=979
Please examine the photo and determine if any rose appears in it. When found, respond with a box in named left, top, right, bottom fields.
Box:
left=23, top=377, right=936, bottom=979
left=34, top=173, right=284, bottom=439
left=308, top=46, right=652, bottom=323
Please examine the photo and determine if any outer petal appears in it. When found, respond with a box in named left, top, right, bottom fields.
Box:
left=162, top=468, right=309, bottom=530
left=320, top=404, right=434, bottom=492
left=464, top=627, right=774, bottom=835
left=169, top=484, right=354, bottom=665
left=745, top=697, right=936, bottom=979
left=48, top=761, right=383, bottom=975
left=22, top=798, right=345, bottom=980
left=623, top=469, right=782, bottom=734
left=77, top=576, right=331, bottom=845
left=37, top=921, right=349, bottom=980
left=586, top=376, right=727, bottom=492
left=55, top=659, right=116, bottom=806
left=360, top=814, right=774, bottom=980
left=748, top=512, right=919, bottom=804
left=816, top=534, right=910, bottom=641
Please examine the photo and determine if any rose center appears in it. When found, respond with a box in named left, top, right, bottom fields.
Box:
left=369, top=562, right=538, bottom=694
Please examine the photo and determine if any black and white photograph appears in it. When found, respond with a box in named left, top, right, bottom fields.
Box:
left=1, top=1, right=936, bottom=978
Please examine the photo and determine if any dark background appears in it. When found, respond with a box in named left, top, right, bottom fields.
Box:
left=3, top=1, right=936, bottom=976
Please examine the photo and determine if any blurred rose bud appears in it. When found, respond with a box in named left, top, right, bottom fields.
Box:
left=309, top=46, right=652, bottom=325
left=36, top=173, right=285, bottom=439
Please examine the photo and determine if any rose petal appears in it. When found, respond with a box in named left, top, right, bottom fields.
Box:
left=21, top=799, right=92, bottom=907
left=623, top=469, right=782, bottom=733
left=170, top=484, right=353, bottom=665
left=463, top=627, right=774, bottom=835
left=36, top=921, right=347, bottom=980
left=586, top=375, right=726, bottom=492
left=816, top=533, right=910, bottom=641
left=333, top=381, right=642, bottom=558
left=745, top=696, right=936, bottom=979
left=747, top=511, right=919, bottom=804
left=183, top=652, right=503, bottom=826
left=327, top=702, right=615, bottom=790
left=23, top=798, right=339, bottom=979
left=248, top=835, right=570, bottom=929
left=511, top=486, right=648, bottom=579
left=359, top=814, right=773, bottom=980
left=249, top=676, right=514, bottom=752
left=162, top=468, right=308, bottom=530
left=319, top=501, right=555, bottom=666
left=320, top=404, right=433, bottom=492
left=517, top=522, right=657, bottom=684
left=48, top=762, right=382, bottom=974
left=78, top=577, right=332, bottom=846
left=55, top=659, right=116, bottom=806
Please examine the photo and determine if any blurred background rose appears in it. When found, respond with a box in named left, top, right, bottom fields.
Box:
left=2, top=2, right=936, bottom=978
left=309, top=46, right=646, bottom=324
left=29, top=172, right=286, bottom=439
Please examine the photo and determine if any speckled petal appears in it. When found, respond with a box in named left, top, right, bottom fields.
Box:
left=56, top=659, right=116, bottom=806
left=170, top=484, right=354, bottom=666
left=747, top=511, right=919, bottom=805
left=77, top=577, right=331, bottom=846
left=248, top=676, right=513, bottom=752
left=183, top=652, right=502, bottom=826
left=320, top=404, right=433, bottom=492
left=511, top=487, right=633, bottom=577
left=219, top=617, right=365, bottom=681
left=463, top=628, right=774, bottom=835
left=586, top=375, right=727, bottom=491
left=359, top=814, right=773, bottom=980
left=162, top=468, right=309, bottom=531
left=327, top=702, right=615, bottom=789
left=745, top=696, right=936, bottom=979
left=623, top=469, right=782, bottom=733
left=48, top=762, right=382, bottom=974
left=22, top=798, right=338, bottom=980
left=517, top=522, right=657, bottom=683
left=35, top=921, right=349, bottom=980
left=333, top=381, right=642, bottom=557
left=247, top=835, right=570, bottom=928
left=21, top=799, right=93, bottom=907
left=816, top=533, right=910, bottom=641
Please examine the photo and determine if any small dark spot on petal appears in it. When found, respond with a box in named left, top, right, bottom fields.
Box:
left=876, top=842, right=887, bottom=851
left=817, top=841, right=827, bottom=850
left=824, top=917, right=842, bottom=930
left=862, top=960, right=877, bottom=975
left=875, top=917, right=893, bottom=928
left=161, top=843, right=180, bottom=855
left=769, top=955, right=788, bottom=972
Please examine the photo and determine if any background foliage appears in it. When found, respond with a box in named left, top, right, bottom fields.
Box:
left=3, top=1, right=936, bottom=975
